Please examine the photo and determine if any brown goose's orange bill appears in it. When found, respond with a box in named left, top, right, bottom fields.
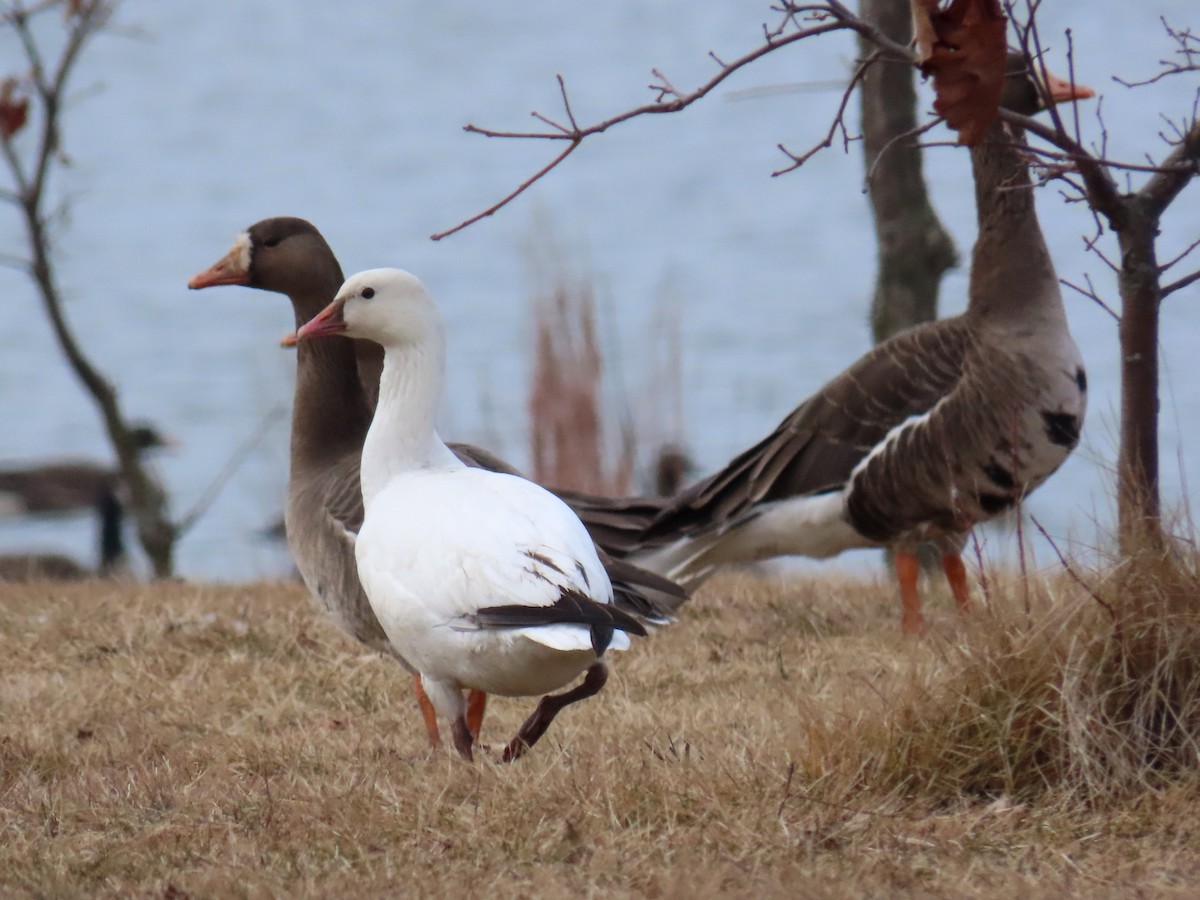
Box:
left=187, top=240, right=251, bottom=289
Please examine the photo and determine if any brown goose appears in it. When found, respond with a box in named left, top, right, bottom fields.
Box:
left=0, top=425, right=169, bottom=518
left=629, top=57, right=1093, bottom=634
left=188, top=218, right=683, bottom=747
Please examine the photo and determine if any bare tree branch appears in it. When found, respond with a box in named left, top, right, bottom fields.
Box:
left=1081, top=231, right=1122, bottom=275
left=2, top=0, right=181, bottom=576
left=1138, top=117, right=1200, bottom=216
left=431, top=137, right=579, bottom=241
left=1162, top=268, right=1200, bottom=299
left=1159, top=234, right=1200, bottom=272
left=865, top=116, right=943, bottom=184
left=1114, top=18, right=1200, bottom=88
left=772, top=52, right=877, bottom=176
left=1061, top=274, right=1120, bottom=321
left=433, top=8, right=860, bottom=239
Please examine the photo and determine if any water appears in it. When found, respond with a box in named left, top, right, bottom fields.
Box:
left=1, top=1, right=1197, bottom=580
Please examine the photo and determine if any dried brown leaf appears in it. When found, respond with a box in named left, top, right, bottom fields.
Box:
left=0, top=77, right=29, bottom=140
left=909, top=0, right=941, bottom=64
left=912, top=0, right=1008, bottom=146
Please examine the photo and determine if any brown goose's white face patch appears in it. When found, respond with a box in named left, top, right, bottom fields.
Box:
left=231, top=231, right=252, bottom=268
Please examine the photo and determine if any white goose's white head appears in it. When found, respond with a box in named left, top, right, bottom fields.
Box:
left=290, top=268, right=442, bottom=350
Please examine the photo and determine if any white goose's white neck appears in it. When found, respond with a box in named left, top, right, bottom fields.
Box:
left=359, top=335, right=459, bottom=511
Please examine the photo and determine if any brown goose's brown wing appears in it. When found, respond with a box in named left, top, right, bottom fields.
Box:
left=449, top=441, right=524, bottom=477
left=641, top=319, right=973, bottom=544
left=318, top=453, right=366, bottom=535
left=597, top=549, right=688, bottom=620
left=549, top=489, right=670, bottom=558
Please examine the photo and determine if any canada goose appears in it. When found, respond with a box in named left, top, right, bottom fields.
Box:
left=0, top=425, right=170, bottom=518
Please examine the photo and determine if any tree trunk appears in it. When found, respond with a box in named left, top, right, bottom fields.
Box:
left=857, top=0, right=958, bottom=343
left=25, top=203, right=177, bottom=577
left=1115, top=203, right=1163, bottom=553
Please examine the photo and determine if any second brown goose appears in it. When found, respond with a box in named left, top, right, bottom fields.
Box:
left=0, top=425, right=170, bottom=518
left=628, top=56, right=1093, bottom=634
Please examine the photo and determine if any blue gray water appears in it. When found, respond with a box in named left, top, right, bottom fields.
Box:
left=1, top=1, right=1197, bottom=580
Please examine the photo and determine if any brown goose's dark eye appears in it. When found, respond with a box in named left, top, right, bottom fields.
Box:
left=361, top=287, right=375, bottom=300
left=261, top=237, right=281, bottom=248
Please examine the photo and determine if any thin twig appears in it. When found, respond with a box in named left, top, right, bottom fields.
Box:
left=1158, top=234, right=1200, bottom=272
left=1113, top=18, right=1200, bottom=88
left=773, top=52, right=877, bottom=176
left=1161, top=268, right=1200, bottom=299
left=865, top=117, right=943, bottom=185
left=433, top=13, right=854, bottom=239
left=175, top=406, right=288, bottom=537
left=1060, top=274, right=1120, bottom=321
left=1029, top=515, right=1117, bottom=622
left=431, top=140, right=579, bottom=241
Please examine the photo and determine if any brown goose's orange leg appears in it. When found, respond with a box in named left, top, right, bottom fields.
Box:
left=465, top=690, right=488, bottom=740
left=941, top=552, right=972, bottom=616
left=413, top=672, right=442, bottom=747
left=895, top=551, right=925, bottom=636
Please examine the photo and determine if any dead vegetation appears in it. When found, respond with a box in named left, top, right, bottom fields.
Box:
left=2, top=556, right=1200, bottom=896
left=528, top=275, right=635, bottom=496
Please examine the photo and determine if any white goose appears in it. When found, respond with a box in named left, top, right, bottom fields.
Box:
left=290, top=268, right=645, bottom=762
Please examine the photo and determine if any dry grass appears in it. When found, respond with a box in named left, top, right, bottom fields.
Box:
left=3, top=563, right=1200, bottom=897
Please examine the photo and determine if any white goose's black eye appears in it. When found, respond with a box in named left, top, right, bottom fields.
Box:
left=361, top=287, right=375, bottom=300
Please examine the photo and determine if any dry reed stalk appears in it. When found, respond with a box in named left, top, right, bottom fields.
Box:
left=528, top=278, right=634, bottom=496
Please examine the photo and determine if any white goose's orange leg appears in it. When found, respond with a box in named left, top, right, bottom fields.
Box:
left=465, top=690, right=488, bottom=740
left=895, top=551, right=925, bottom=636
left=413, top=672, right=442, bottom=747
left=941, top=552, right=972, bottom=617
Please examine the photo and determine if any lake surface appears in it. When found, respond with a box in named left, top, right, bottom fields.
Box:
left=1, top=1, right=1197, bottom=580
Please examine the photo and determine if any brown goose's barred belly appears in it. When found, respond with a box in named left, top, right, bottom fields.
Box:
left=844, top=343, right=1087, bottom=546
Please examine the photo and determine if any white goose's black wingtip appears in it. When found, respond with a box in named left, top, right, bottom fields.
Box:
left=471, top=588, right=648, bottom=655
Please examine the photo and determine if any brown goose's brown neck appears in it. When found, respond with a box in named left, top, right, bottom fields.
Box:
left=288, top=276, right=374, bottom=470
left=965, top=119, right=1064, bottom=328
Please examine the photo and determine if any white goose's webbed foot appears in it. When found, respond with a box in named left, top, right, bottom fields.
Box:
left=500, top=662, right=609, bottom=763
left=450, top=717, right=474, bottom=762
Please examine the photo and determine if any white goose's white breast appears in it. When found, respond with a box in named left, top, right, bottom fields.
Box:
left=354, top=467, right=613, bottom=691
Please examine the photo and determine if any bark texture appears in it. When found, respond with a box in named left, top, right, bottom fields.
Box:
left=857, top=0, right=958, bottom=343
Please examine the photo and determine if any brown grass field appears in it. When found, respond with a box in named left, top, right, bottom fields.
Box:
left=2, top=558, right=1200, bottom=898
